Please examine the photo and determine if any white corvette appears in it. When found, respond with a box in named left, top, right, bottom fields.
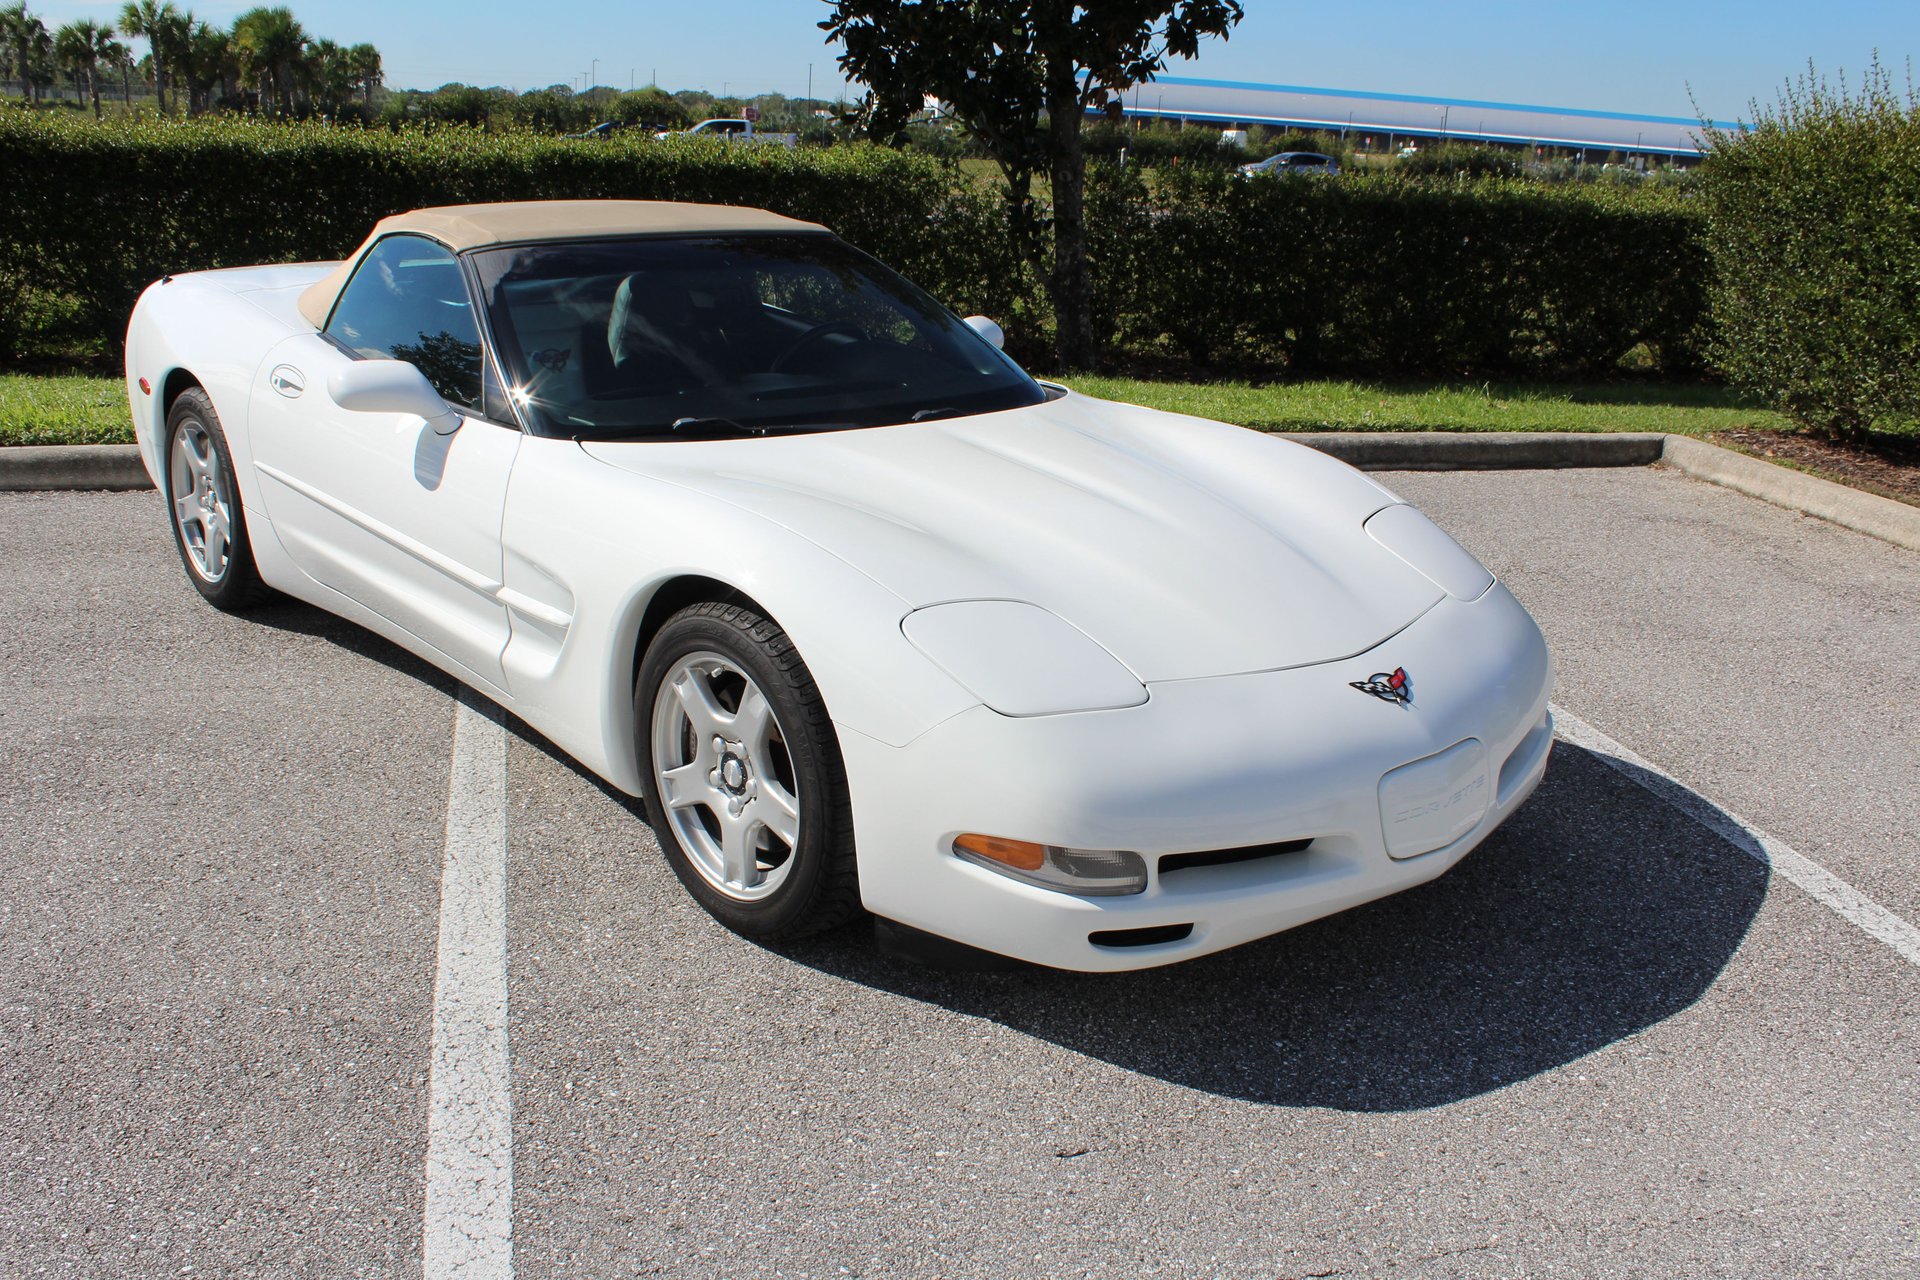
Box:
left=124, top=200, right=1553, bottom=972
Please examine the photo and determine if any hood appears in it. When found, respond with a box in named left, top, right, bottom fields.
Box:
left=583, top=394, right=1445, bottom=682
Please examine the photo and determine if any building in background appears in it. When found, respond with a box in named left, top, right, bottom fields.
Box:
left=1113, top=75, right=1744, bottom=161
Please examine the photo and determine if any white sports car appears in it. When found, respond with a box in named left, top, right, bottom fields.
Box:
left=124, top=200, right=1553, bottom=972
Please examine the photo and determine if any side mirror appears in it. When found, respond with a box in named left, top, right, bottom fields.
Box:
left=328, top=359, right=462, bottom=434
left=963, top=315, right=1005, bottom=350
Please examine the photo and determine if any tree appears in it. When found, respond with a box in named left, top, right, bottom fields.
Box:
left=105, top=34, right=132, bottom=106
left=232, top=5, right=306, bottom=115
left=613, top=86, right=686, bottom=130
left=181, top=17, right=235, bottom=114
left=2, top=3, right=51, bottom=102
left=346, top=42, right=380, bottom=106
left=823, top=0, right=1243, bottom=368
left=23, top=8, right=52, bottom=103
left=119, top=0, right=184, bottom=112
left=55, top=18, right=117, bottom=117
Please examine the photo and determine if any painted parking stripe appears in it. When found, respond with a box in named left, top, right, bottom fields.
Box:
left=1552, top=702, right=1920, bottom=970
left=423, top=692, right=514, bottom=1279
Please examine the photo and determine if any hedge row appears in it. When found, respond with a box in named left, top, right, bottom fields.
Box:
left=0, top=113, right=1017, bottom=365
left=0, top=112, right=1704, bottom=377
left=1094, top=166, right=1709, bottom=374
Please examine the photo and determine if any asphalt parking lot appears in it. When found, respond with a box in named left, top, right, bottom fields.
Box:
left=2, top=465, right=1916, bottom=1278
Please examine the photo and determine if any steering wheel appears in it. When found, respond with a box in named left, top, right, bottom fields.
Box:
left=770, top=320, right=864, bottom=373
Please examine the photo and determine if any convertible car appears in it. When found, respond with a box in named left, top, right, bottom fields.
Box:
left=124, top=200, right=1552, bottom=972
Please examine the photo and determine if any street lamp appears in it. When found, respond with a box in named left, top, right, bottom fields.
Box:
left=590, top=58, right=598, bottom=93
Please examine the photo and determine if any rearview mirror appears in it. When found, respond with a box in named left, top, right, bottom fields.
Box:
left=328, top=359, right=462, bottom=434
left=963, top=315, right=1005, bottom=350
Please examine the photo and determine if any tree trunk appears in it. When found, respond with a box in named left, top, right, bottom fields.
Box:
left=89, top=67, right=100, bottom=118
left=1046, top=62, right=1097, bottom=370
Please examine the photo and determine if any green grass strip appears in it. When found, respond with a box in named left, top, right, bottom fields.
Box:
left=0, top=374, right=135, bottom=446
left=1062, top=375, right=1795, bottom=437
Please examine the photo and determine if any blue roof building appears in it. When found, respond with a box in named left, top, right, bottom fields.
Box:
left=1113, top=76, right=1744, bottom=157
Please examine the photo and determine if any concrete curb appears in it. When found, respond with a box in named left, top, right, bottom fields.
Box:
left=1657, top=433, right=1920, bottom=554
left=0, top=444, right=152, bottom=492
left=1287, top=430, right=1668, bottom=471
left=2, top=431, right=1915, bottom=553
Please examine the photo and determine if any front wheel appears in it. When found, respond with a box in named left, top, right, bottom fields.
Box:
left=164, top=388, right=272, bottom=611
left=636, top=601, right=860, bottom=941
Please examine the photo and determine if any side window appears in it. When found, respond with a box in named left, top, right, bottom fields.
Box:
left=325, top=234, right=483, bottom=410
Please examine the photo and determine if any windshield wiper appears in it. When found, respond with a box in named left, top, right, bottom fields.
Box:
left=672, top=416, right=765, bottom=435
left=910, top=406, right=962, bottom=422
left=574, top=417, right=865, bottom=443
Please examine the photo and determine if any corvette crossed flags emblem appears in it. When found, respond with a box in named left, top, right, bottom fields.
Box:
left=1350, top=666, right=1412, bottom=705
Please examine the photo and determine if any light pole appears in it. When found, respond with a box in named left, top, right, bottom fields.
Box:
left=590, top=58, right=598, bottom=93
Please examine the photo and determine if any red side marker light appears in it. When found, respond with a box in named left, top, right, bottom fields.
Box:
left=138, top=378, right=152, bottom=396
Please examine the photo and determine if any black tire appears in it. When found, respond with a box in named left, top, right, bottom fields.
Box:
left=635, top=601, right=861, bottom=941
left=163, top=388, right=273, bottom=611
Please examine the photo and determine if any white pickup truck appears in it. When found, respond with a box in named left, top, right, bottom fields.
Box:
left=656, top=118, right=799, bottom=148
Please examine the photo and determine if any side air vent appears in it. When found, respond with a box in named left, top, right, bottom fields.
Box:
left=1159, top=838, right=1312, bottom=876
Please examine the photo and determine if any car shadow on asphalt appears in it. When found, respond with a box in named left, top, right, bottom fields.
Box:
left=245, top=598, right=463, bottom=695
left=242, top=599, right=1767, bottom=1114
left=780, top=743, right=1769, bottom=1113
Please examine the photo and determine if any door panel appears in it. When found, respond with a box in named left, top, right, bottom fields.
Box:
left=249, top=331, right=520, bottom=686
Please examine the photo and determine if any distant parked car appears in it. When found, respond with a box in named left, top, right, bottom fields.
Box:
left=565, top=121, right=620, bottom=140
left=1239, top=151, right=1341, bottom=177
left=655, top=118, right=799, bottom=149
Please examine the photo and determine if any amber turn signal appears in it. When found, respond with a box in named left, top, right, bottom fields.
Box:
left=952, top=833, right=1047, bottom=871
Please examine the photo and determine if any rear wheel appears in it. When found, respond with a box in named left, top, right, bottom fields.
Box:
left=636, top=601, right=860, bottom=941
left=164, top=388, right=271, bottom=610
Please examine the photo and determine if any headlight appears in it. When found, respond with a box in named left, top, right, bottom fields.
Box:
left=901, top=600, right=1145, bottom=716
left=952, top=833, right=1148, bottom=896
left=1365, top=504, right=1494, bottom=600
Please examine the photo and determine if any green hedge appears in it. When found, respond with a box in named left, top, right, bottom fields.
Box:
left=1093, top=165, right=1708, bottom=375
left=0, top=113, right=1012, bottom=363
left=1699, top=68, right=1920, bottom=440
left=0, top=112, right=1706, bottom=377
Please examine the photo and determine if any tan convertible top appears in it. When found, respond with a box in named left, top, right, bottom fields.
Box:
left=295, top=200, right=829, bottom=329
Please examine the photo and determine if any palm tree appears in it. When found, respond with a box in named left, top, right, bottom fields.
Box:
left=305, top=37, right=353, bottom=115
left=106, top=35, right=132, bottom=106
left=231, top=6, right=305, bottom=115
left=54, top=19, right=116, bottom=117
left=118, top=0, right=183, bottom=112
left=182, top=17, right=232, bottom=114
left=346, top=42, right=381, bottom=107
left=24, top=10, right=50, bottom=103
left=1, top=2, right=48, bottom=102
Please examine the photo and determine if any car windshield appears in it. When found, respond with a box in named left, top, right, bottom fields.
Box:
left=469, top=234, right=1045, bottom=438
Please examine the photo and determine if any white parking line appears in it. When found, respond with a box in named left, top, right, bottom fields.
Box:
left=422, top=693, right=514, bottom=1280
left=1551, top=702, right=1920, bottom=971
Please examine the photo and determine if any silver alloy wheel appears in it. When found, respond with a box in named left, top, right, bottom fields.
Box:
left=169, top=418, right=232, bottom=583
left=650, top=650, right=803, bottom=901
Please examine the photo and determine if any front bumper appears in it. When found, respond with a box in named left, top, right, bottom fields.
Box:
left=841, top=583, right=1553, bottom=972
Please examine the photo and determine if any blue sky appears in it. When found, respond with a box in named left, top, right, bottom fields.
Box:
left=33, top=0, right=1920, bottom=121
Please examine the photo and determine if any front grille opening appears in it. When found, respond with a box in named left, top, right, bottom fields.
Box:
left=1159, top=838, right=1312, bottom=876
left=1499, top=720, right=1553, bottom=804
left=1089, top=923, right=1194, bottom=949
